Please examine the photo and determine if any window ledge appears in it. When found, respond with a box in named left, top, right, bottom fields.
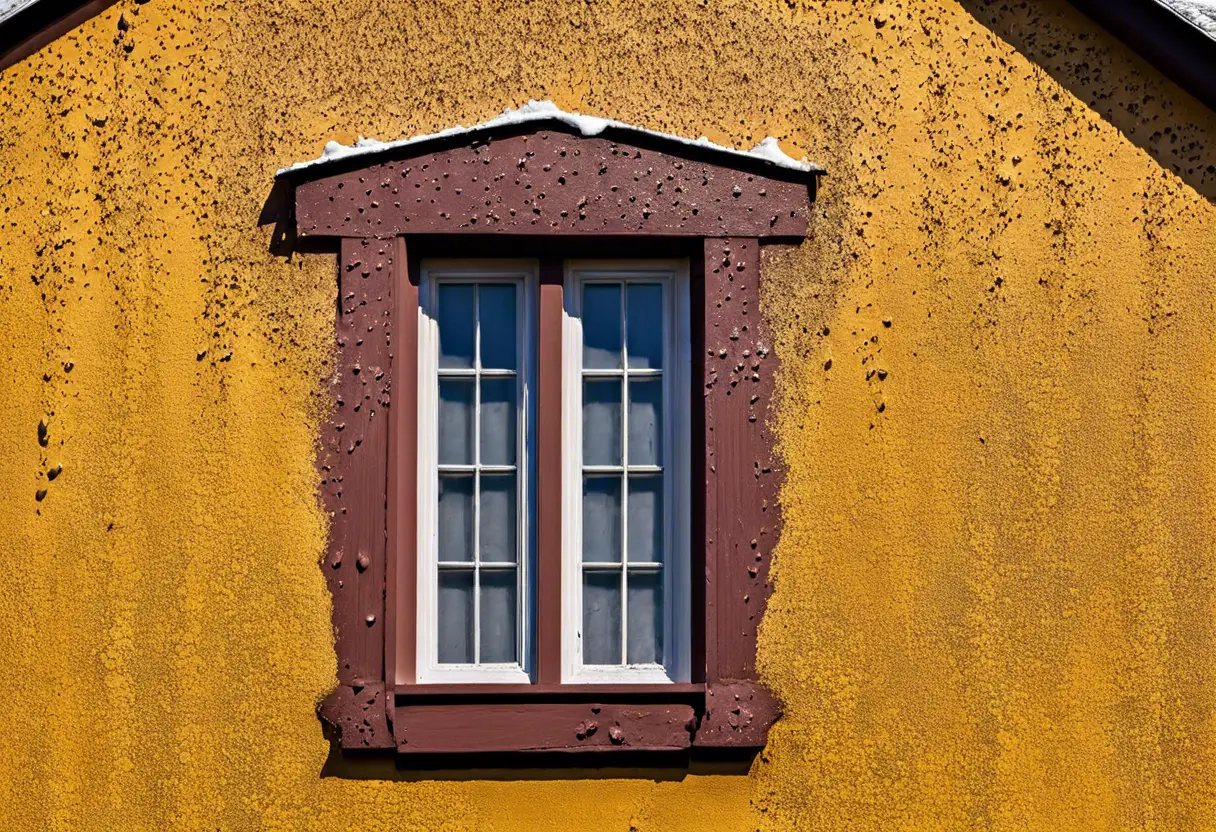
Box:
left=318, top=681, right=779, bottom=756
left=389, top=681, right=775, bottom=755
left=395, top=682, right=706, bottom=699
left=355, top=681, right=778, bottom=754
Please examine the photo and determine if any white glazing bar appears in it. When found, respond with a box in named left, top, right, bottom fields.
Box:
left=619, top=281, right=628, bottom=667
left=581, top=368, right=662, bottom=378
left=431, top=367, right=517, bottom=377
left=472, top=283, right=482, bottom=665
left=441, top=560, right=518, bottom=568
left=439, top=463, right=515, bottom=474
left=583, top=464, right=662, bottom=475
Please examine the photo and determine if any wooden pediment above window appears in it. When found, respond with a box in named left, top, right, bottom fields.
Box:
left=280, top=103, right=822, bottom=762
left=279, top=101, right=821, bottom=240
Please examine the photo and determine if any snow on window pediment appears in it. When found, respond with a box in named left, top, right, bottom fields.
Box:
left=277, top=100, right=822, bottom=179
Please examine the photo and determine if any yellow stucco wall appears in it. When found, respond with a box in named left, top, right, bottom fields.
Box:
left=1, top=0, right=1214, bottom=828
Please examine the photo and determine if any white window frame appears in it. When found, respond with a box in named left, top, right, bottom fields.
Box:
left=561, top=259, right=692, bottom=684
left=416, top=259, right=537, bottom=684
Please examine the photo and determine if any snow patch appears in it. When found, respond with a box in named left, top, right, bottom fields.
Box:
left=0, top=0, right=40, bottom=24
left=1157, top=0, right=1216, bottom=37
left=277, top=100, right=822, bottom=177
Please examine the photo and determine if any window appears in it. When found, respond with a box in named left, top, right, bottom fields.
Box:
left=288, top=110, right=818, bottom=755
left=416, top=262, right=537, bottom=683
left=562, top=261, right=691, bottom=684
left=415, top=260, right=689, bottom=686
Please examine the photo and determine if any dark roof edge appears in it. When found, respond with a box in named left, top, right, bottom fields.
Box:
left=0, top=0, right=119, bottom=74
left=1066, top=0, right=1216, bottom=113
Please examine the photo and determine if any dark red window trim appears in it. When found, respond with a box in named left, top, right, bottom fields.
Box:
left=289, top=122, right=820, bottom=758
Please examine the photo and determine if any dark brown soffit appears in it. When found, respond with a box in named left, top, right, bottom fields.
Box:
left=286, top=125, right=819, bottom=240
left=0, top=0, right=120, bottom=73
left=1066, top=0, right=1216, bottom=114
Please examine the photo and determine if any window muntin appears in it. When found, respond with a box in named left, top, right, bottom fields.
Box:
left=562, top=261, right=692, bottom=684
left=417, top=261, right=536, bottom=684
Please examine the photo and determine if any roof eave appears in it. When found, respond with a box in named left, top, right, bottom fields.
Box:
left=1066, top=0, right=1216, bottom=113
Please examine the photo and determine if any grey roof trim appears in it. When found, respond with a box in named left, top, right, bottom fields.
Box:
left=0, top=0, right=40, bottom=25
left=1152, top=0, right=1216, bottom=39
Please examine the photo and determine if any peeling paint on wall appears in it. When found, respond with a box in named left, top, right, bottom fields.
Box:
left=0, top=0, right=1214, bottom=829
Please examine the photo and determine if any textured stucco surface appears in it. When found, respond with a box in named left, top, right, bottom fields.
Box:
left=1, top=0, right=1215, bottom=829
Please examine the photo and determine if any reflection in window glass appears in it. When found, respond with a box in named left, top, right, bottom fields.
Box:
left=435, top=281, right=523, bottom=667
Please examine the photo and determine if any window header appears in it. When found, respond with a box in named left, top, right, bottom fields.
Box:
left=278, top=100, right=824, bottom=179
left=283, top=109, right=821, bottom=241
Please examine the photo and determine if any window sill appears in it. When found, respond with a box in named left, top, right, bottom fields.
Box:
left=387, top=680, right=777, bottom=755
left=396, top=681, right=706, bottom=700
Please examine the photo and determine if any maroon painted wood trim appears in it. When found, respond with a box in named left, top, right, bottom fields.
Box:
left=316, top=234, right=786, bottom=755
left=689, top=251, right=707, bottom=684
left=318, top=681, right=392, bottom=751
left=397, top=702, right=696, bottom=754
left=700, top=237, right=783, bottom=746
left=536, top=259, right=565, bottom=684
left=0, top=0, right=120, bottom=73
left=696, top=681, right=780, bottom=748
left=396, top=683, right=705, bottom=699
left=299, top=124, right=805, bottom=757
left=291, top=131, right=813, bottom=240
left=317, top=237, right=397, bottom=750
left=387, top=237, right=417, bottom=689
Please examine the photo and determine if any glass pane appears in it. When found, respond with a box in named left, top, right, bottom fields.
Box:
left=582, top=379, right=622, bottom=466
left=480, top=569, right=518, bottom=664
left=626, top=283, right=663, bottom=370
left=479, top=284, right=517, bottom=370
left=582, top=283, right=622, bottom=369
left=437, top=284, right=475, bottom=369
left=438, top=378, right=474, bottom=465
left=627, top=379, right=663, bottom=466
left=479, top=474, right=517, bottom=563
left=627, top=570, right=664, bottom=664
left=437, top=569, right=474, bottom=663
left=582, top=476, right=622, bottom=563
left=437, top=475, right=474, bottom=562
left=480, top=377, right=517, bottom=466
left=627, top=475, right=663, bottom=564
left=583, top=570, right=622, bottom=665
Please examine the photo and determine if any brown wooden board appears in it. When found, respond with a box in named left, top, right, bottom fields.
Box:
left=292, top=130, right=813, bottom=240
left=395, top=683, right=705, bottom=700
left=700, top=237, right=783, bottom=745
left=388, top=238, right=418, bottom=688
left=317, top=238, right=396, bottom=749
left=396, top=702, right=696, bottom=754
left=696, top=681, right=781, bottom=748
left=318, top=681, right=393, bottom=751
left=535, top=260, right=565, bottom=684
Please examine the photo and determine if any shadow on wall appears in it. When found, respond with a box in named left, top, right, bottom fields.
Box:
left=317, top=727, right=754, bottom=781
left=959, top=0, right=1216, bottom=203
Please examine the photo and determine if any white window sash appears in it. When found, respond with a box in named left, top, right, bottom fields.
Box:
left=561, top=259, right=692, bottom=684
left=416, top=260, right=537, bottom=684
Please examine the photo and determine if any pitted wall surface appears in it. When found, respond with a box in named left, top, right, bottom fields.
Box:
left=1, top=0, right=1214, bottom=829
